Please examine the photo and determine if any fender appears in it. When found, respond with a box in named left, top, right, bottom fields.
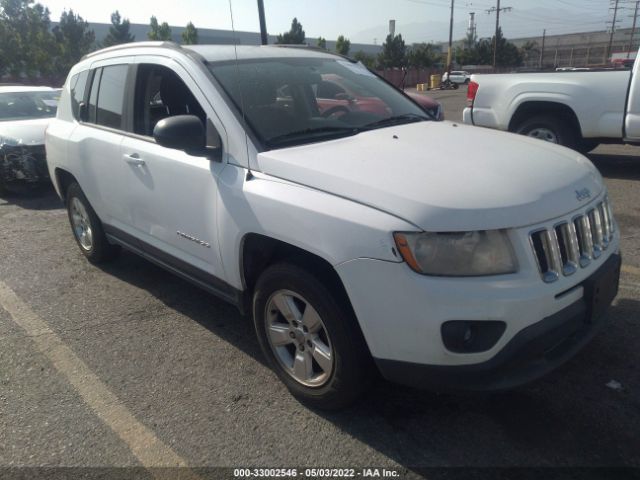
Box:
left=215, top=165, right=414, bottom=290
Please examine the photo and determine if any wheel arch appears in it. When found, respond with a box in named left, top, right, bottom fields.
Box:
left=54, top=168, right=78, bottom=203
left=239, top=233, right=357, bottom=320
left=508, top=101, right=584, bottom=138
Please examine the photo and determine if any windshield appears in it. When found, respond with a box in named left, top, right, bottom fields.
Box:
left=0, top=91, right=60, bottom=121
left=208, top=57, right=432, bottom=149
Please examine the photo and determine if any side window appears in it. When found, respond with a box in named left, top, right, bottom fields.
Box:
left=133, top=64, right=207, bottom=138
left=95, top=65, right=128, bottom=129
left=87, top=68, right=102, bottom=123
left=70, top=70, right=89, bottom=120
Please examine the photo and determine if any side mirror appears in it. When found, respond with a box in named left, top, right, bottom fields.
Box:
left=153, top=115, right=206, bottom=154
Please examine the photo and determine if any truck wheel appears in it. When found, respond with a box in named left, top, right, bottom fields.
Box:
left=253, top=263, right=374, bottom=410
left=515, top=115, right=578, bottom=149
left=66, top=182, right=120, bottom=264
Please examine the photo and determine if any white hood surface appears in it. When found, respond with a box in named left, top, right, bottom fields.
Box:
left=256, top=121, right=604, bottom=231
left=0, top=118, right=51, bottom=146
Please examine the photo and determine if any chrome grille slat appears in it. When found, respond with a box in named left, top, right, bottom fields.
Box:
left=588, top=209, right=603, bottom=258
left=599, top=202, right=611, bottom=245
left=579, top=215, right=595, bottom=263
left=606, top=199, right=615, bottom=234
left=530, top=197, right=615, bottom=283
left=557, top=222, right=578, bottom=276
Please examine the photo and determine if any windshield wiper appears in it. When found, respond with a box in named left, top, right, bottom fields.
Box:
left=362, top=113, right=429, bottom=130
left=266, top=126, right=361, bottom=147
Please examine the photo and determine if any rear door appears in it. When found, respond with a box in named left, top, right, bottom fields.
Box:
left=625, top=62, right=640, bottom=140
left=68, top=58, right=134, bottom=230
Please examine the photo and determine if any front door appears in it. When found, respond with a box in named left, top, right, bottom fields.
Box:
left=119, top=59, right=228, bottom=285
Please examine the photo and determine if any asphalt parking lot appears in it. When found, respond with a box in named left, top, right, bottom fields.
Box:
left=1, top=90, right=639, bottom=479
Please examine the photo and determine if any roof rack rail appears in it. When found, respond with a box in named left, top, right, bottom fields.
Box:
left=81, top=41, right=182, bottom=61
left=269, top=44, right=326, bottom=51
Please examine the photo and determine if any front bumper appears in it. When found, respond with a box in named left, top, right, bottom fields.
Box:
left=0, top=144, right=49, bottom=185
left=375, top=253, right=621, bottom=391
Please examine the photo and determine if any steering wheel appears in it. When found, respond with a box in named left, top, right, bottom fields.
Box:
left=321, top=106, right=350, bottom=118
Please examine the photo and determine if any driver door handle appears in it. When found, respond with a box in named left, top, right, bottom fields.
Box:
left=123, top=153, right=145, bottom=166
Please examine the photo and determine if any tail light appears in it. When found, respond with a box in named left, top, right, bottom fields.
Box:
left=467, top=81, right=479, bottom=107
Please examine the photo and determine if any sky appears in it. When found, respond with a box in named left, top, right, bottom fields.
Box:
left=39, top=0, right=633, bottom=44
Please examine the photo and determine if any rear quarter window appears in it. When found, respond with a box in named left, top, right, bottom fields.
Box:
left=70, top=70, right=89, bottom=120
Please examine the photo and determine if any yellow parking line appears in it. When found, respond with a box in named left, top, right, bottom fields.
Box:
left=0, top=280, right=200, bottom=479
left=622, top=264, right=640, bottom=277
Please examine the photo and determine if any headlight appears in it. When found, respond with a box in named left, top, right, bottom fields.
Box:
left=393, top=230, right=517, bottom=276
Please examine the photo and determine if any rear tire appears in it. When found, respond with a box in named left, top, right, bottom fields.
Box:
left=515, top=114, right=579, bottom=150
left=253, top=263, right=374, bottom=410
left=66, top=182, right=120, bottom=264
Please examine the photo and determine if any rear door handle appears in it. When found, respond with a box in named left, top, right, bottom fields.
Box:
left=123, top=153, right=145, bottom=166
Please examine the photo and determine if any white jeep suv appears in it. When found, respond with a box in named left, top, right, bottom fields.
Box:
left=46, top=42, right=621, bottom=409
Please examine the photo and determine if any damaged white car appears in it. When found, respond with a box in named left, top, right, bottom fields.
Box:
left=0, top=86, right=61, bottom=193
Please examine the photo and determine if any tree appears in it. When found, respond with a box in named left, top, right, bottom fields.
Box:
left=0, top=0, right=56, bottom=78
left=102, top=10, right=134, bottom=47
left=378, top=33, right=406, bottom=68
left=406, top=43, right=440, bottom=69
left=462, top=30, right=477, bottom=51
left=148, top=16, right=172, bottom=41
left=276, top=17, right=305, bottom=44
left=520, top=40, right=539, bottom=65
left=316, top=36, right=326, bottom=49
left=454, top=28, right=522, bottom=67
left=353, top=50, right=376, bottom=69
left=493, top=28, right=522, bottom=67
left=52, top=9, right=95, bottom=78
left=182, top=21, right=198, bottom=44
left=335, top=35, right=350, bottom=56
left=148, top=16, right=159, bottom=40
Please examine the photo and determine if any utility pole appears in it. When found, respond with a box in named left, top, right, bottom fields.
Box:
left=607, top=0, right=621, bottom=62
left=257, top=0, right=268, bottom=45
left=539, top=28, right=546, bottom=69
left=486, top=1, right=512, bottom=69
left=447, top=0, right=455, bottom=74
left=629, top=0, right=639, bottom=59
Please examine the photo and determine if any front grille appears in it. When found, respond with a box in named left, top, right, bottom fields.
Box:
left=530, top=197, right=615, bottom=283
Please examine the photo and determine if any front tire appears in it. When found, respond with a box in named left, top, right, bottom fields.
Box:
left=515, top=114, right=578, bottom=149
left=66, top=182, right=120, bottom=264
left=253, top=263, right=374, bottom=410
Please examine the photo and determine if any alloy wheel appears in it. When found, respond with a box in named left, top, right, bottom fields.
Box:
left=70, top=197, right=93, bottom=251
left=265, top=289, right=334, bottom=387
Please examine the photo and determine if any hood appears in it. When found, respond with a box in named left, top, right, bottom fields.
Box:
left=256, top=121, right=603, bottom=231
left=0, top=118, right=51, bottom=146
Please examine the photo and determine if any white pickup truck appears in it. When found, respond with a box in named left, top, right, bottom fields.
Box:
left=463, top=60, right=640, bottom=153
